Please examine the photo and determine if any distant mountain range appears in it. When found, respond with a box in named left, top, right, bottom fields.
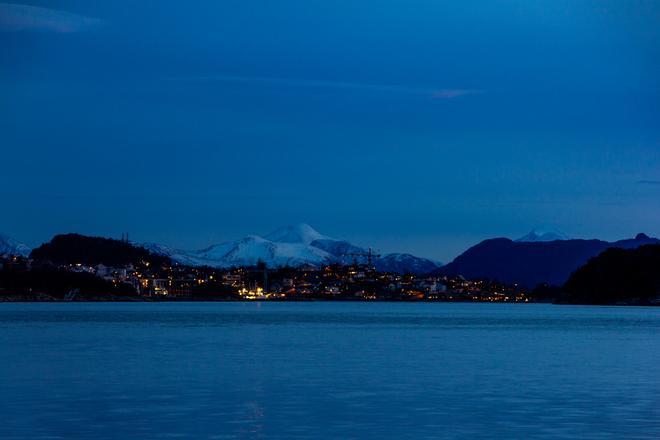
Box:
left=5, top=226, right=660, bottom=284
left=436, top=233, right=660, bottom=287
left=142, top=224, right=442, bottom=274
left=2, top=224, right=441, bottom=275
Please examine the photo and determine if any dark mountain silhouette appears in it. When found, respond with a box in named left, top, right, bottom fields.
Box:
left=435, top=233, right=659, bottom=287
left=30, top=234, right=171, bottom=267
left=561, top=244, right=660, bottom=305
left=0, top=267, right=137, bottom=300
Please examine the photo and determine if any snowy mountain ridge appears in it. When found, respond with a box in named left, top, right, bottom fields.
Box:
left=516, top=228, right=571, bottom=242
left=264, top=223, right=329, bottom=244
left=142, top=223, right=441, bottom=274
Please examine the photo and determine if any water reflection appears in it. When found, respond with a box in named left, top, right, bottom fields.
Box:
left=0, top=303, right=659, bottom=439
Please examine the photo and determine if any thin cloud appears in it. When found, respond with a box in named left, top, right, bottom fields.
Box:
left=637, top=180, right=660, bottom=185
left=172, top=75, right=483, bottom=100
left=0, top=3, right=101, bottom=33
left=431, top=89, right=483, bottom=99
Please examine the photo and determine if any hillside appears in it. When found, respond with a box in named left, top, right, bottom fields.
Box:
left=436, top=234, right=659, bottom=287
left=562, top=245, right=660, bottom=305
left=30, top=234, right=170, bottom=267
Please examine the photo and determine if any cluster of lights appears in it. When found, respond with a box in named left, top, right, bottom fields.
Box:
left=238, top=287, right=265, bottom=299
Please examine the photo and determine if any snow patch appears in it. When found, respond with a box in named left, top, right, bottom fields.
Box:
left=0, top=234, right=31, bottom=257
left=516, top=228, right=570, bottom=242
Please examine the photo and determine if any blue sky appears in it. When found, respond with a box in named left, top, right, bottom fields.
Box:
left=1, top=1, right=659, bottom=260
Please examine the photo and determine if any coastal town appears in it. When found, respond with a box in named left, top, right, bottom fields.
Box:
left=3, top=231, right=660, bottom=305
left=0, top=246, right=528, bottom=302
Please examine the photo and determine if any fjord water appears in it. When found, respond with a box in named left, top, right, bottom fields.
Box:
left=1, top=303, right=658, bottom=439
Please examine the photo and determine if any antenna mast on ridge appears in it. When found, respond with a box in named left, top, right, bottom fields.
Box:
left=342, top=247, right=381, bottom=267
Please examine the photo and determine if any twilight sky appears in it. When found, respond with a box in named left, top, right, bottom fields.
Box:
left=1, top=0, right=659, bottom=261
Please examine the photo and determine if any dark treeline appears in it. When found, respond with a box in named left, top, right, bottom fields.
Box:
left=30, top=234, right=170, bottom=267
left=0, top=267, right=136, bottom=300
left=559, top=244, right=660, bottom=305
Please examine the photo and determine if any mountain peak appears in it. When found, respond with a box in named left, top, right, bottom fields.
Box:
left=264, top=223, right=328, bottom=244
left=635, top=233, right=650, bottom=240
left=516, top=228, right=570, bottom=242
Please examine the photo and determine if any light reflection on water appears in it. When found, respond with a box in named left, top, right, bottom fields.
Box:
left=0, top=302, right=659, bottom=439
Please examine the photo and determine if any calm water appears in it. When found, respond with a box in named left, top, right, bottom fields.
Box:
left=0, top=303, right=659, bottom=439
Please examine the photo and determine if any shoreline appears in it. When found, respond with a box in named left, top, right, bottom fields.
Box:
left=0, top=297, right=655, bottom=306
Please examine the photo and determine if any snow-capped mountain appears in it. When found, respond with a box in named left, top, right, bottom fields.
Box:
left=264, top=223, right=327, bottom=244
left=375, top=253, right=442, bottom=275
left=0, top=234, right=31, bottom=257
left=307, top=239, right=366, bottom=264
left=516, top=228, right=570, bottom=242
left=141, top=223, right=441, bottom=274
left=195, top=234, right=332, bottom=268
left=141, top=242, right=212, bottom=267
left=144, top=225, right=333, bottom=268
